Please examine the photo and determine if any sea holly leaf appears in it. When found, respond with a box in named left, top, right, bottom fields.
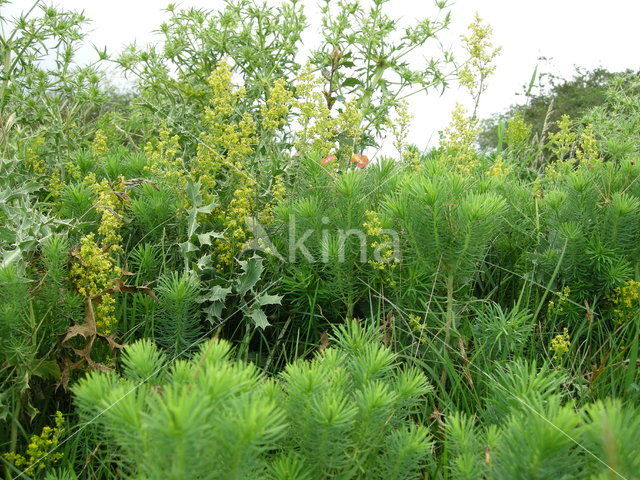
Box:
left=200, top=285, right=233, bottom=303
left=200, top=286, right=232, bottom=322
left=179, top=241, right=199, bottom=255
left=246, top=308, right=270, bottom=329
left=1, top=247, right=22, bottom=266
left=236, top=256, right=264, bottom=295
left=185, top=182, right=202, bottom=207
left=187, top=208, right=198, bottom=239
left=197, top=202, right=218, bottom=214
left=204, top=302, right=225, bottom=322
left=254, top=293, right=283, bottom=306
left=198, top=230, right=223, bottom=246
left=196, top=254, right=213, bottom=271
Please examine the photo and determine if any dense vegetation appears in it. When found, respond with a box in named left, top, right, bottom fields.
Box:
left=1, top=1, right=640, bottom=479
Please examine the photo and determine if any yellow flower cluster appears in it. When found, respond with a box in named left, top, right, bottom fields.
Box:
left=92, top=129, right=109, bottom=157
left=24, top=136, right=46, bottom=174
left=89, top=174, right=126, bottom=251
left=505, top=111, right=532, bottom=148
left=293, top=66, right=362, bottom=159
left=3, top=411, right=65, bottom=476
left=459, top=14, right=501, bottom=106
left=440, top=103, right=480, bottom=174
left=392, top=100, right=412, bottom=154
left=548, top=115, right=577, bottom=160
left=47, top=171, right=65, bottom=200
left=144, top=125, right=188, bottom=201
left=215, top=183, right=256, bottom=268
left=294, top=66, right=334, bottom=156
left=550, top=328, right=571, bottom=359
left=408, top=314, right=428, bottom=344
left=23, top=136, right=67, bottom=199
left=260, top=174, right=287, bottom=225
left=576, top=124, right=602, bottom=166
left=270, top=175, right=287, bottom=203
left=193, top=62, right=257, bottom=195
left=609, top=280, right=640, bottom=325
left=488, top=155, right=511, bottom=178
left=544, top=159, right=574, bottom=182
left=545, top=116, right=575, bottom=181
left=363, top=210, right=398, bottom=286
left=261, top=78, right=293, bottom=132
left=65, top=160, right=81, bottom=181
left=547, top=116, right=602, bottom=170
left=70, top=234, right=121, bottom=335
left=548, top=286, right=571, bottom=316
left=400, top=145, right=423, bottom=172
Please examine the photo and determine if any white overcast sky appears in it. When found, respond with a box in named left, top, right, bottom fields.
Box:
left=5, top=0, right=640, bottom=150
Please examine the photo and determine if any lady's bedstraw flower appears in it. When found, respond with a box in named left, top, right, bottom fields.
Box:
left=547, top=286, right=571, bottom=316
left=363, top=210, right=398, bottom=285
left=91, top=129, right=109, bottom=157
left=91, top=175, right=126, bottom=251
left=505, top=111, right=532, bottom=149
left=215, top=182, right=256, bottom=268
left=408, top=314, right=428, bottom=344
left=261, top=78, right=293, bottom=132
left=609, top=280, right=640, bottom=325
left=440, top=103, right=480, bottom=174
left=550, top=328, right=571, bottom=360
left=488, top=155, right=510, bottom=178
left=294, top=66, right=363, bottom=159
left=25, top=136, right=46, bottom=174
left=576, top=124, right=602, bottom=166
left=392, top=100, right=412, bottom=153
left=144, top=125, right=188, bottom=204
left=260, top=175, right=287, bottom=226
left=71, top=233, right=121, bottom=335
left=548, top=115, right=577, bottom=160
left=3, top=411, right=65, bottom=475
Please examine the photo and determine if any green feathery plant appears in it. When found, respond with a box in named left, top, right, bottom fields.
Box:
left=73, top=320, right=433, bottom=479
left=153, top=270, right=201, bottom=356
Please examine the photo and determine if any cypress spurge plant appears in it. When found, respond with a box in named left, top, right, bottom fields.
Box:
left=443, top=360, right=640, bottom=479
left=154, top=270, right=201, bottom=356
left=73, top=320, right=433, bottom=479
left=384, top=169, right=506, bottom=366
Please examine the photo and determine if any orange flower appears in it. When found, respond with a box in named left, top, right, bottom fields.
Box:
left=350, top=153, right=369, bottom=169
left=321, top=154, right=336, bottom=165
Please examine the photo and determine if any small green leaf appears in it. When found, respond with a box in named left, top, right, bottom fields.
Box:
left=30, top=360, right=60, bottom=379
left=342, top=77, right=362, bottom=87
